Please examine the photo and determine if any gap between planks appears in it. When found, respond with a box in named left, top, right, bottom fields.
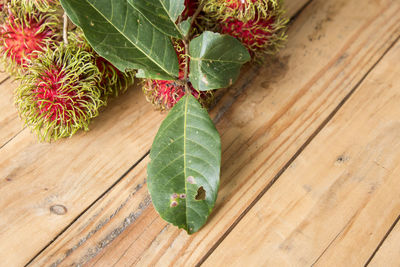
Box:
left=365, top=214, right=400, bottom=266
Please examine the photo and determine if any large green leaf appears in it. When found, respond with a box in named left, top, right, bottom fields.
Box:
left=60, top=0, right=179, bottom=80
left=127, top=0, right=185, bottom=38
left=189, top=31, right=251, bottom=91
left=148, top=94, right=221, bottom=234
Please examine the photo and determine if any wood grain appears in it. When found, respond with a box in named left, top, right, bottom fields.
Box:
left=28, top=0, right=400, bottom=265
left=204, top=38, right=400, bottom=267
left=0, top=1, right=308, bottom=266
left=369, top=219, right=400, bottom=267
left=0, top=87, right=165, bottom=267
left=0, top=74, right=22, bottom=147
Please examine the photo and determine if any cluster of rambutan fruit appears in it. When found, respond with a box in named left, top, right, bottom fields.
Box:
left=0, top=0, right=287, bottom=142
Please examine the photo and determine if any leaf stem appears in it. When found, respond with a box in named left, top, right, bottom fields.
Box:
left=183, top=40, right=190, bottom=93
left=182, top=0, right=206, bottom=94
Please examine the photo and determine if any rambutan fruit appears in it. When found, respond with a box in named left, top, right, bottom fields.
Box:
left=18, top=0, right=60, bottom=12
left=204, top=0, right=288, bottom=59
left=142, top=39, right=213, bottom=111
left=0, top=2, right=60, bottom=74
left=15, top=44, right=104, bottom=141
left=143, top=78, right=213, bottom=111
left=95, top=56, right=135, bottom=99
left=204, top=0, right=280, bottom=22
left=220, top=15, right=287, bottom=58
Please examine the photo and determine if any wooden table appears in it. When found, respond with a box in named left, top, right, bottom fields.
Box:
left=1, top=0, right=400, bottom=266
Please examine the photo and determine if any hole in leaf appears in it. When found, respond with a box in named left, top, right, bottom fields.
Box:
left=195, top=186, right=206, bottom=201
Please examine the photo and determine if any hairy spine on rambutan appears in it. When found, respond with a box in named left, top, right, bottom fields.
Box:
left=143, top=40, right=213, bottom=111
left=204, top=0, right=288, bottom=59
left=204, top=0, right=280, bottom=22
left=94, top=56, right=135, bottom=99
left=15, top=45, right=104, bottom=141
left=0, top=2, right=60, bottom=74
left=18, top=0, right=60, bottom=12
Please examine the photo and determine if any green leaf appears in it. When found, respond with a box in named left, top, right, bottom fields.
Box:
left=189, top=31, right=251, bottom=91
left=60, top=0, right=179, bottom=80
left=127, top=0, right=185, bottom=38
left=179, top=18, right=192, bottom=37
left=148, top=94, right=221, bottom=234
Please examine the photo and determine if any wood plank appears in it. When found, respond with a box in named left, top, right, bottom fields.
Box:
left=0, top=1, right=307, bottom=266
left=369, top=219, right=400, bottom=267
left=30, top=0, right=400, bottom=265
left=0, top=87, right=165, bottom=267
left=203, top=39, right=400, bottom=266
left=0, top=74, right=22, bottom=147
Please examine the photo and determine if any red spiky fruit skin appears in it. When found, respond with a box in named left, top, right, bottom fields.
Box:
left=143, top=40, right=213, bottom=111
left=33, top=67, right=90, bottom=124
left=0, top=5, right=58, bottom=73
left=226, top=0, right=257, bottom=11
left=145, top=79, right=210, bottom=110
left=203, top=0, right=287, bottom=58
left=15, top=45, right=104, bottom=141
left=220, top=16, right=277, bottom=56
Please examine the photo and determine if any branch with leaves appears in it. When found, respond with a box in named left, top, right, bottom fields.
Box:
left=0, top=0, right=288, bottom=233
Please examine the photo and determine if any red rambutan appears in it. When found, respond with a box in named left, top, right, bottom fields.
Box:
left=204, top=0, right=288, bottom=59
left=95, top=55, right=135, bottom=98
left=220, top=15, right=287, bottom=58
left=15, top=44, right=104, bottom=141
left=143, top=40, right=213, bottom=111
left=0, top=2, right=59, bottom=74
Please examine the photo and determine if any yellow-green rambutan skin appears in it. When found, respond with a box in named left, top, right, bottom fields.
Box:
left=204, top=0, right=281, bottom=22
left=15, top=44, right=104, bottom=142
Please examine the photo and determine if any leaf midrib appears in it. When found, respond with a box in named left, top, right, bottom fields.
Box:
left=183, top=95, right=189, bottom=230
left=85, top=0, right=174, bottom=77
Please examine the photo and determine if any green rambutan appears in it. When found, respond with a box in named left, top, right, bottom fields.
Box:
left=15, top=44, right=104, bottom=141
left=0, top=1, right=60, bottom=74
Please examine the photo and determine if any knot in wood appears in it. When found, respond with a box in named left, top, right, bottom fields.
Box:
left=50, top=204, right=68, bottom=215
